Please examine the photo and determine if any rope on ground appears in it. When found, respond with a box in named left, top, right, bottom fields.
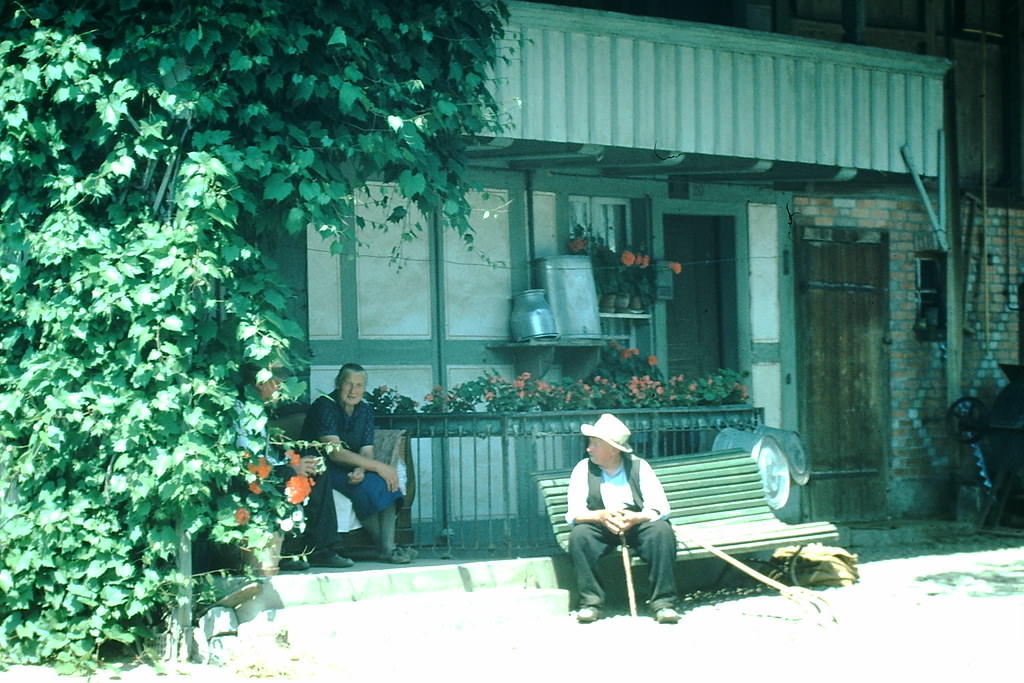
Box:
left=675, top=529, right=838, bottom=626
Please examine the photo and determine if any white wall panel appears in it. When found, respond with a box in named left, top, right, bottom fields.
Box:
left=355, top=183, right=432, bottom=340
left=748, top=203, right=780, bottom=344
left=752, top=362, right=783, bottom=429
left=306, top=225, right=342, bottom=340
left=531, top=191, right=559, bottom=259
left=445, top=189, right=511, bottom=339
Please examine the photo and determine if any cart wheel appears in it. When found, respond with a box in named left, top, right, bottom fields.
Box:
left=946, top=396, right=989, bottom=444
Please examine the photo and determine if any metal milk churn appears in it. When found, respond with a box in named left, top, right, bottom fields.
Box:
left=532, top=255, right=601, bottom=339
left=509, top=289, right=559, bottom=342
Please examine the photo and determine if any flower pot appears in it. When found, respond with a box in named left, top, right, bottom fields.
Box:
left=614, top=293, right=631, bottom=312
left=599, top=293, right=617, bottom=313
left=629, top=295, right=645, bottom=312
left=241, top=532, right=284, bottom=577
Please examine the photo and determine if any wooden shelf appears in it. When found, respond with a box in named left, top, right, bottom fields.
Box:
left=488, top=338, right=604, bottom=350
left=599, top=312, right=651, bottom=320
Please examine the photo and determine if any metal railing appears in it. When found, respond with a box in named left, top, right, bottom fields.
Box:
left=377, top=405, right=763, bottom=556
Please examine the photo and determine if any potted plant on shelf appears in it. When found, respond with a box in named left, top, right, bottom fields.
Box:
left=567, top=228, right=683, bottom=313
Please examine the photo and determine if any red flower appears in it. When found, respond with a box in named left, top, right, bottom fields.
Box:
left=248, top=481, right=263, bottom=495
left=285, top=476, right=314, bottom=504
left=235, top=507, right=251, bottom=526
left=247, top=456, right=272, bottom=480
left=286, top=449, right=300, bottom=467
left=647, top=355, right=658, bottom=366
left=620, top=250, right=636, bottom=266
left=668, top=261, right=682, bottom=275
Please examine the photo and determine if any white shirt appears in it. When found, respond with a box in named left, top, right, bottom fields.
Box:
left=564, top=455, right=671, bottom=525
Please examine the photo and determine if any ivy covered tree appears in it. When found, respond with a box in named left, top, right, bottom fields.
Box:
left=0, top=0, right=507, bottom=669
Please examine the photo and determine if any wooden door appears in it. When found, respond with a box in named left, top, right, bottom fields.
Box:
left=797, top=225, right=890, bottom=522
left=663, top=214, right=738, bottom=379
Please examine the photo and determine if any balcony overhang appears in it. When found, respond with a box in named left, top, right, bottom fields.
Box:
left=484, top=2, right=953, bottom=180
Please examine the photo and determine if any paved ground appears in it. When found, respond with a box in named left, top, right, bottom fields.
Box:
left=5, top=528, right=1024, bottom=682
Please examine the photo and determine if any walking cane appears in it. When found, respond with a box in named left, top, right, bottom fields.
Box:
left=619, top=531, right=638, bottom=617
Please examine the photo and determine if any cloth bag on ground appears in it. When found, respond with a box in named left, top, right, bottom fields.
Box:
left=769, top=543, right=860, bottom=587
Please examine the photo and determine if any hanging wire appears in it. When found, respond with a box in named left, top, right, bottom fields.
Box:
left=351, top=250, right=773, bottom=274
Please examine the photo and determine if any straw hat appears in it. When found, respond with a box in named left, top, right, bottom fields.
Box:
left=580, top=413, right=633, bottom=453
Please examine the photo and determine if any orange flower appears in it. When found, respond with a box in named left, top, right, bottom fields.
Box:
left=647, top=354, right=658, bottom=366
left=669, top=261, right=682, bottom=275
left=235, top=507, right=251, bottom=525
left=286, top=449, right=300, bottom=467
left=247, top=456, right=271, bottom=480
left=248, top=481, right=263, bottom=495
left=639, top=254, right=650, bottom=268
left=285, top=476, right=314, bottom=504
left=620, top=250, right=636, bottom=266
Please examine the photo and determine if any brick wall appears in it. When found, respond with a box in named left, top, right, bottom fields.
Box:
left=792, top=193, right=1023, bottom=516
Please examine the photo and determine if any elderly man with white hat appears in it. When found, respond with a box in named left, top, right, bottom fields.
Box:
left=565, top=413, right=680, bottom=624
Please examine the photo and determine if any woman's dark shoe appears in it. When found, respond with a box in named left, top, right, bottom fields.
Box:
left=277, top=557, right=310, bottom=572
left=308, top=550, right=355, bottom=568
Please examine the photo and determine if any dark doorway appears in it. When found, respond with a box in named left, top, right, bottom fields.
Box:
left=662, top=214, right=738, bottom=380
left=796, top=225, right=890, bottom=521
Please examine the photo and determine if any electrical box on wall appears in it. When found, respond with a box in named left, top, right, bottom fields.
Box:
left=914, top=254, right=946, bottom=342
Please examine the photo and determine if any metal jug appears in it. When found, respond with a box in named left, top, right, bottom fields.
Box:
left=509, top=289, right=558, bottom=342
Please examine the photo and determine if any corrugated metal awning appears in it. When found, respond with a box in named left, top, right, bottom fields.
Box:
left=484, top=2, right=952, bottom=179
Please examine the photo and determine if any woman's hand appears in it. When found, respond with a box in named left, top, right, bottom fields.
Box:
left=347, top=467, right=365, bottom=484
left=292, top=456, right=321, bottom=477
left=371, top=462, right=400, bottom=492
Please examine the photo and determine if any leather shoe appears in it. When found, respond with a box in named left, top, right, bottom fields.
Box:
left=576, top=606, right=601, bottom=623
left=308, top=551, right=355, bottom=568
left=378, top=548, right=412, bottom=564
left=654, top=607, right=680, bottom=624
left=277, top=557, right=310, bottom=572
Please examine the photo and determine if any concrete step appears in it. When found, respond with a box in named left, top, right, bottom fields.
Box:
left=229, top=556, right=568, bottom=623
left=235, top=587, right=571, bottom=641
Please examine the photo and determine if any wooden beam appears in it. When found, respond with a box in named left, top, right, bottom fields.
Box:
left=842, top=0, right=866, bottom=44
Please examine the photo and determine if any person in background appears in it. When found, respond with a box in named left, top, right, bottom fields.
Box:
left=564, top=413, right=681, bottom=624
left=301, top=363, right=414, bottom=564
left=236, top=362, right=323, bottom=572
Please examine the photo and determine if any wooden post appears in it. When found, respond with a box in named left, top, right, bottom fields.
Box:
left=165, top=518, right=193, bottom=662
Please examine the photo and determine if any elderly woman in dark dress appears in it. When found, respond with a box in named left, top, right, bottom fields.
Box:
left=301, top=363, right=413, bottom=564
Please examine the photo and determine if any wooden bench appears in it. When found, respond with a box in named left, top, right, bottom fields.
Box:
left=536, top=448, right=839, bottom=564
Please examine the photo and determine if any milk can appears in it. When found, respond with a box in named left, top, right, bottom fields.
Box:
left=509, top=289, right=559, bottom=342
